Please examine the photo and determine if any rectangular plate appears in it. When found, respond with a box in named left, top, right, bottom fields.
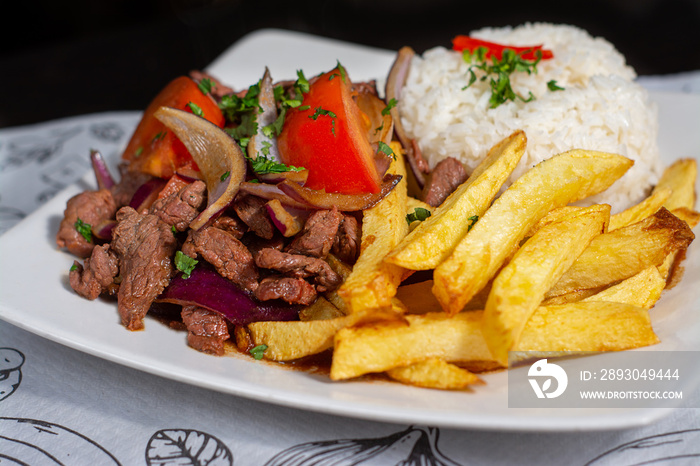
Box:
left=1, top=29, right=699, bottom=431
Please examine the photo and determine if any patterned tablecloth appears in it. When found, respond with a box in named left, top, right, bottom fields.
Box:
left=0, top=61, right=699, bottom=465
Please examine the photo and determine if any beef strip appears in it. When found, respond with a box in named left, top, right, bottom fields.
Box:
left=110, top=164, right=153, bottom=207
left=182, top=225, right=259, bottom=292
left=181, top=305, right=230, bottom=356
left=56, top=189, right=118, bottom=258
left=233, top=194, right=274, bottom=239
left=422, top=157, right=468, bottom=207
left=211, top=215, right=247, bottom=239
left=254, top=276, right=317, bottom=305
left=149, top=180, right=206, bottom=232
left=332, top=214, right=362, bottom=264
left=285, top=206, right=342, bottom=258
left=111, top=206, right=177, bottom=330
left=69, top=244, right=119, bottom=300
left=256, top=248, right=342, bottom=292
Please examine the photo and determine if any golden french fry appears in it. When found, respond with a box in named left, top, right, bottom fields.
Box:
left=671, top=207, right=700, bottom=228
left=653, top=158, right=697, bottom=210
left=385, top=130, right=526, bottom=270
left=299, top=296, right=345, bottom=321
left=608, top=187, right=672, bottom=231
left=248, top=314, right=357, bottom=361
left=331, top=302, right=658, bottom=379
left=540, top=288, right=602, bottom=306
left=546, top=207, right=695, bottom=298
left=405, top=197, right=434, bottom=232
left=581, top=266, right=666, bottom=309
left=433, top=150, right=633, bottom=315
left=395, top=280, right=441, bottom=315
left=526, top=206, right=584, bottom=238
left=482, top=205, right=609, bottom=365
left=339, top=142, right=408, bottom=315
left=386, top=358, right=483, bottom=390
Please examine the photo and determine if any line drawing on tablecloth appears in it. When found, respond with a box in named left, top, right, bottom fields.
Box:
left=146, top=428, right=234, bottom=466
left=0, top=126, right=82, bottom=172
left=90, top=122, right=126, bottom=143
left=0, top=417, right=121, bottom=465
left=0, top=347, right=24, bottom=401
left=263, top=425, right=462, bottom=466
left=584, top=429, right=700, bottom=465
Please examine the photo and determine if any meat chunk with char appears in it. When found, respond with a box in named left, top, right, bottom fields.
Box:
left=182, top=225, right=259, bottom=292
left=149, top=180, right=206, bottom=231
left=256, top=247, right=342, bottom=292
left=233, top=194, right=275, bottom=239
left=285, top=206, right=342, bottom=258
left=111, top=206, right=177, bottom=331
left=69, top=244, right=119, bottom=300
left=332, top=214, right=362, bottom=264
left=254, top=276, right=317, bottom=305
left=110, top=164, right=153, bottom=207
left=422, top=157, right=468, bottom=207
left=56, top=189, right=117, bottom=258
left=181, top=305, right=230, bottom=356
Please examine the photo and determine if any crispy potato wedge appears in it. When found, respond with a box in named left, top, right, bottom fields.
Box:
left=385, top=130, right=526, bottom=270
left=339, top=142, right=408, bottom=315
left=482, top=205, right=609, bottom=365
left=546, top=207, right=695, bottom=298
left=299, top=296, right=345, bottom=321
left=653, top=158, right=697, bottom=211
left=526, top=206, right=584, bottom=238
left=433, top=150, right=633, bottom=315
left=386, top=358, right=483, bottom=390
left=395, top=279, right=441, bottom=315
left=331, top=302, right=658, bottom=379
left=248, top=314, right=358, bottom=361
left=671, top=207, right=700, bottom=228
left=608, top=187, right=672, bottom=231
left=581, top=266, right=666, bottom=309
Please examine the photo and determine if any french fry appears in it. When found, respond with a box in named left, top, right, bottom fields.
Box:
left=546, top=207, right=695, bottom=298
left=433, top=150, right=633, bottom=315
left=299, top=296, right=345, bottom=321
left=526, top=206, right=584, bottom=238
left=405, top=197, right=434, bottom=232
left=482, top=205, right=609, bottom=365
left=608, top=187, right=672, bottom=231
left=385, top=131, right=526, bottom=270
left=581, top=266, right=666, bottom=309
left=331, top=302, right=658, bottom=379
left=338, top=142, right=408, bottom=316
left=386, top=359, right=483, bottom=390
left=653, top=158, right=697, bottom=211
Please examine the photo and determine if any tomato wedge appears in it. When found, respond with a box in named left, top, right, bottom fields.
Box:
left=122, top=76, right=225, bottom=179
left=452, top=35, right=554, bottom=61
left=277, top=67, right=382, bottom=195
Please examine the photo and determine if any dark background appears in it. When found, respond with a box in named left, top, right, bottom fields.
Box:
left=2, top=0, right=699, bottom=128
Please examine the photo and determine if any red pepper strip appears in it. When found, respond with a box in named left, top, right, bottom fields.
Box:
left=452, top=35, right=554, bottom=61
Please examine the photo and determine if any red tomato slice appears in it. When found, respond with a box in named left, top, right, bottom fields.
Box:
left=277, top=69, right=381, bottom=195
left=452, top=35, right=554, bottom=61
left=123, top=76, right=225, bottom=179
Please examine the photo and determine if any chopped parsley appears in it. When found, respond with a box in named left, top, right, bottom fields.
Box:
left=74, top=218, right=92, bottom=242
left=336, top=60, right=348, bottom=83
left=467, top=215, right=479, bottom=231
left=250, top=344, right=268, bottom=360
left=134, top=147, right=143, bottom=158
left=187, top=102, right=204, bottom=117
left=308, top=106, right=337, bottom=120
left=377, top=141, right=396, bottom=160
left=381, top=98, right=397, bottom=116
left=70, top=263, right=79, bottom=272
left=151, top=131, right=167, bottom=144
left=247, top=154, right=304, bottom=174
left=295, top=70, right=310, bottom=95
left=406, top=207, right=432, bottom=225
left=174, top=251, right=198, bottom=279
left=462, top=46, right=551, bottom=108
left=197, top=78, right=214, bottom=95
left=220, top=171, right=230, bottom=182
left=547, top=80, right=565, bottom=91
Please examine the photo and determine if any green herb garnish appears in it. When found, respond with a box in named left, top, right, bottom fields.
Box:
left=295, top=70, right=310, bottom=95
left=197, top=78, right=214, bottom=95
left=247, top=154, right=304, bottom=174
left=74, top=218, right=92, bottom=242
left=187, top=102, right=204, bottom=117
left=308, top=106, right=337, bottom=120
left=220, top=171, right=230, bottom=182
left=547, top=80, right=565, bottom=91
left=70, top=263, right=79, bottom=272
left=377, top=141, right=396, bottom=160
left=250, top=344, right=268, bottom=360
left=467, top=215, right=479, bottom=231
left=336, top=60, right=348, bottom=83
left=382, top=98, right=397, bottom=116
left=174, top=251, right=198, bottom=279
left=406, top=207, right=432, bottom=224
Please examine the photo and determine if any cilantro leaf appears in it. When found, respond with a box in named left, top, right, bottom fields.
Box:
left=74, top=218, right=92, bottom=242
left=250, top=344, right=268, bottom=360
left=197, top=78, right=214, bottom=95
left=247, top=154, right=304, bottom=174
left=467, top=215, right=479, bottom=231
left=406, top=207, right=432, bottom=224
left=187, top=101, right=204, bottom=117
left=174, top=251, right=198, bottom=279
left=377, top=141, right=396, bottom=160
left=382, top=98, right=397, bottom=116
left=547, top=80, right=565, bottom=91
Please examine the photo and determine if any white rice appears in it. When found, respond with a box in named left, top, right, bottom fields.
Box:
left=400, top=23, right=661, bottom=211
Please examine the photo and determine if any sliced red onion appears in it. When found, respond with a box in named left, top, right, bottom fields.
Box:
left=265, top=199, right=310, bottom=237
left=247, top=67, right=283, bottom=163
left=157, top=267, right=299, bottom=325
left=154, top=106, right=247, bottom=230
left=256, top=169, right=309, bottom=185
left=277, top=174, right=403, bottom=211
left=129, top=178, right=167, bottom=212
left=174, top=163, right=203, bottom=182
left=385, top=46, right=429, bottom=189
left=91, top=219, right=117, bottom=240
left=238, top=181, right=313, bottom=209
left=90, top=149, right=116, bottom=190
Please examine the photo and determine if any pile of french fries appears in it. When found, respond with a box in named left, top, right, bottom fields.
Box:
left=239, top=131, right=698, bottom=390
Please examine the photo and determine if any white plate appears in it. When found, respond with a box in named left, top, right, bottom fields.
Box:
left=1, top=29, right=699, bottom=432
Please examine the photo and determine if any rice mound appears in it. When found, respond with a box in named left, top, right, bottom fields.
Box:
left=399, top=23, right=661, bottom=211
